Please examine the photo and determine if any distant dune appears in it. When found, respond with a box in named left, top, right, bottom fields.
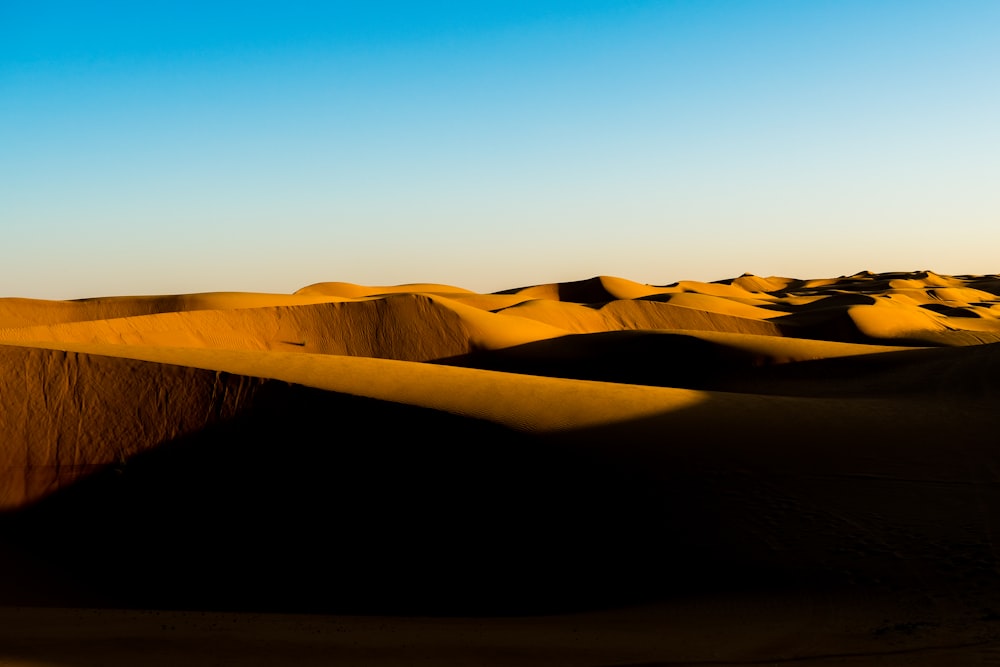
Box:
left=3, top=270, right=1000, bottom=666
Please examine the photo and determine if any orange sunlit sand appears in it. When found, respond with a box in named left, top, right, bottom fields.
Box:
left=3, top=270, right=1000, bottom=666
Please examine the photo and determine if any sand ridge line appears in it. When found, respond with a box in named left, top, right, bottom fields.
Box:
left=0, top=341, right=711, bottom=434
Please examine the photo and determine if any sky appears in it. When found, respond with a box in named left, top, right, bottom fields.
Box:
left=2, top=1, right=999, bottom=298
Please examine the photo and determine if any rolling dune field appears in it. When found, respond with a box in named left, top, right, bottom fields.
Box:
left=3, top=270, right=1000, bottom=666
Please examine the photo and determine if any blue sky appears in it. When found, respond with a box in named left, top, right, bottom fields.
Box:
left=2, top=1, right=998, bottom=298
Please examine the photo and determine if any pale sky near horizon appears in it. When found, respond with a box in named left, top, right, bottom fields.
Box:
left=2, top=1, right=998, bottom=299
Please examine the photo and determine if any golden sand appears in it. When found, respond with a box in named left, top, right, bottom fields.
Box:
left=2, top=270, right=1000, bottom=665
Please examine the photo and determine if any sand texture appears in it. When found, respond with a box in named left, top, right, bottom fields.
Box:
left=2, top=270, right=1000, bottom=665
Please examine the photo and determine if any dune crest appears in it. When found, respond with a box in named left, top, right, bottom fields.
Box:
left=295, top=281, right=474, bottom=297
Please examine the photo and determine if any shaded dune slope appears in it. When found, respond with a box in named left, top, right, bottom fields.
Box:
left=0, top=347, right=666, bottom=614
left=0, top=346, right=262, bottom=510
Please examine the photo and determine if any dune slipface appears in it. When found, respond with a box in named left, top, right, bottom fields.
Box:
left=3, top=270, right=1000, bottom=666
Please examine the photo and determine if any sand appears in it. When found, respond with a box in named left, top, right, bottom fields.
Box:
left=2, top=270, right=1000, bottom=665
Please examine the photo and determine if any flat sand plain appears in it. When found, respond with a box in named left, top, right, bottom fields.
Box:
left=2, top=270, right=1000, bottom=665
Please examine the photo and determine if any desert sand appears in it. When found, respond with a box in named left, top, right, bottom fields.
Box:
left=2, top=270, right=1000, bottom=665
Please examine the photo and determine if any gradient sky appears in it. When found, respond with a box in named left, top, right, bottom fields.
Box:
left=3, top=1, right=999, bottom=298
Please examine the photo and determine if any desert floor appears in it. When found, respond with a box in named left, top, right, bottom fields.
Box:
left=2, top=270, right=1000, bottom=665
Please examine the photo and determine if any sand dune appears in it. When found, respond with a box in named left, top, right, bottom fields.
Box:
left=0, top=295, right=480, bottom=360
left=3, top=270, right=1000, bottom=665
left=294, top=280, right=476, bottom=298
left=0, top=292, right=348, bottom=328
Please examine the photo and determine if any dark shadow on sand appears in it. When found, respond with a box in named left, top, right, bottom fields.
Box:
left=3, top=342, right=999, bottom=618
left=0, top=382, right=674, bottom=616
left=433, top=331, right=1000, bottom=399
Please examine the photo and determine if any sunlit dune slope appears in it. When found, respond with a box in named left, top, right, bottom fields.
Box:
left=294, top=281, right=474, bottom=298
